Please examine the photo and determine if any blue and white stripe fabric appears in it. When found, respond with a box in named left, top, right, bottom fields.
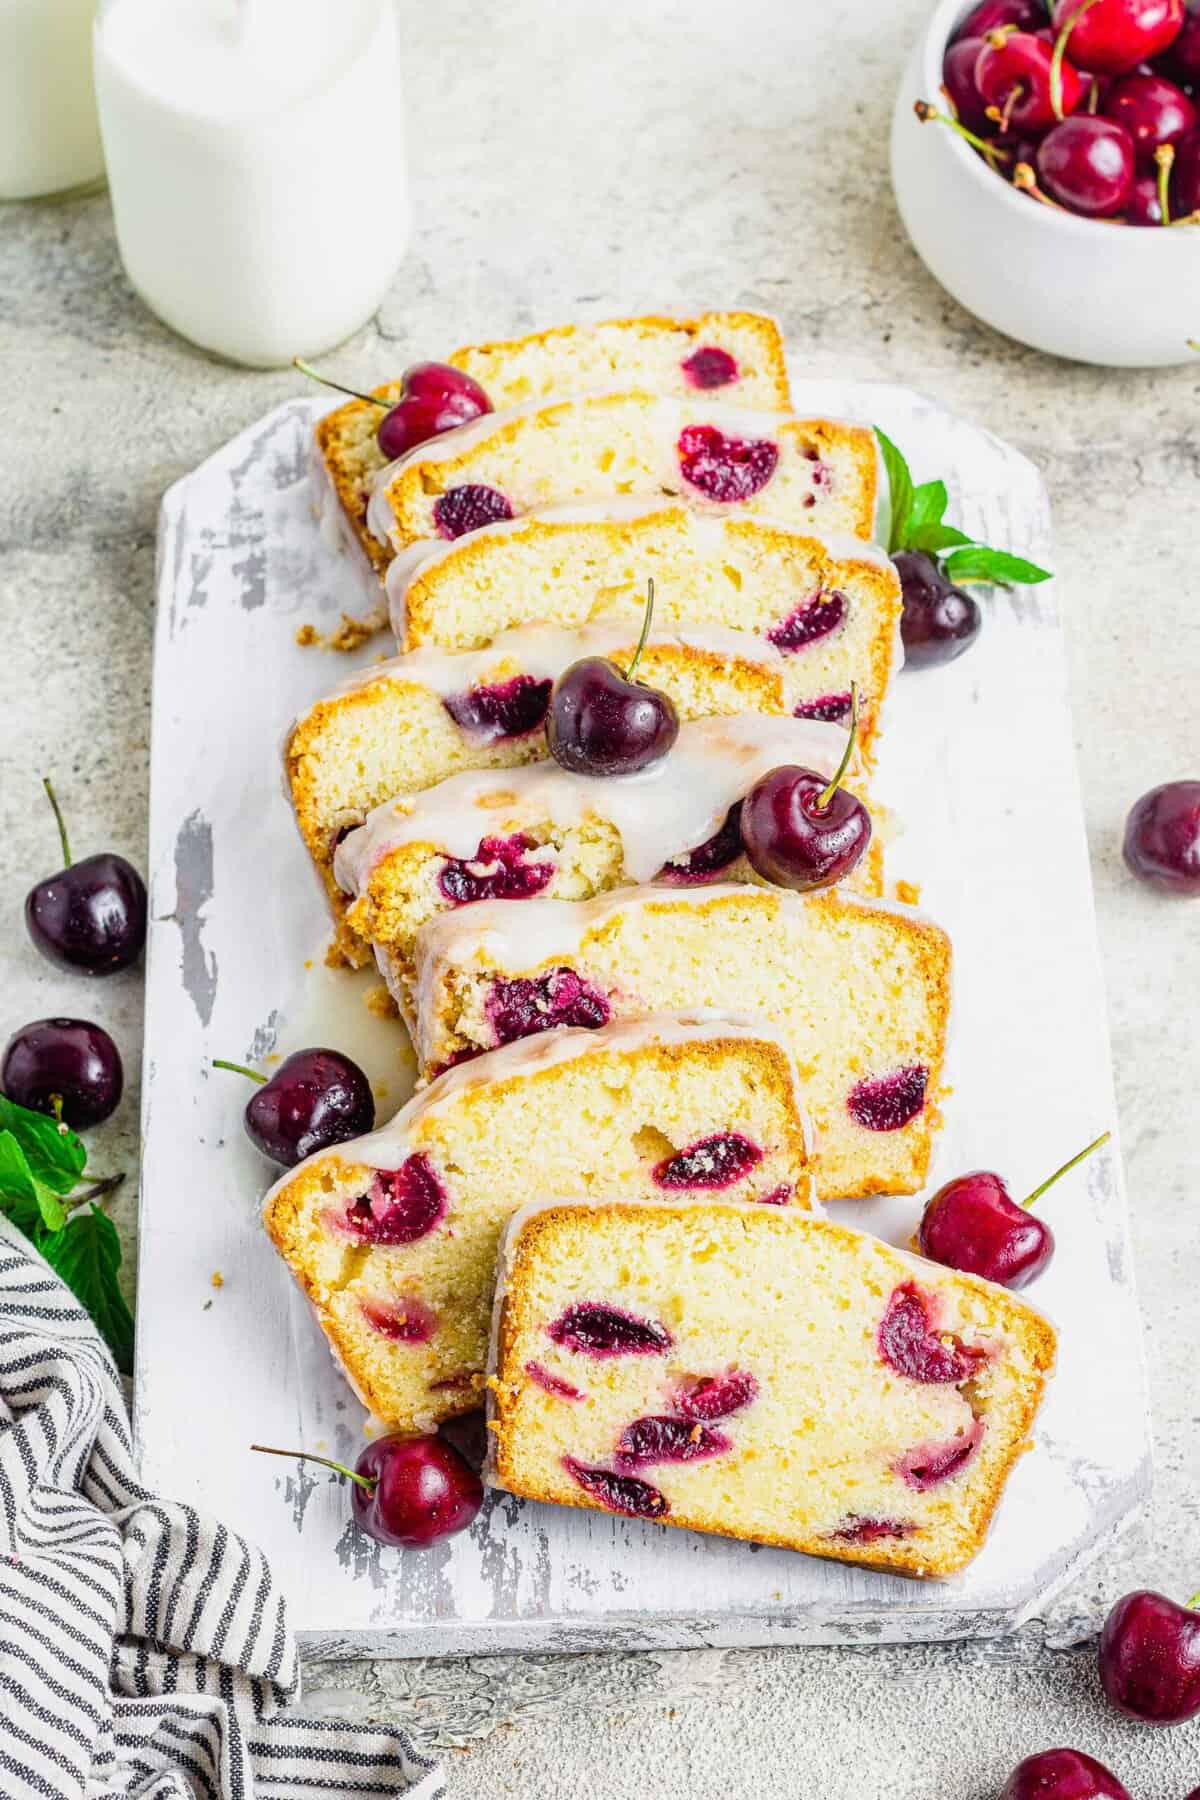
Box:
left=0, top=1220, right=444, bottom=1800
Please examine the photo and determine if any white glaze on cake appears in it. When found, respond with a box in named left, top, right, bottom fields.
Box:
left=318, top=619, right=789, bottom=709
left=332, top=713, right=850, bottom=895
left=261, top=1012, right=811, bottom=1206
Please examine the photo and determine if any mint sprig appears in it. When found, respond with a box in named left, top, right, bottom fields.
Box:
left=0, top=1094, right=132, bottom=1373
left=876, top=428, right=1052, bottom=585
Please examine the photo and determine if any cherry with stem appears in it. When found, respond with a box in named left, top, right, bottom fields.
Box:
left=214, top=1048, right=375, bottom=1167
left=251, top=1438, right=482, bottom=1549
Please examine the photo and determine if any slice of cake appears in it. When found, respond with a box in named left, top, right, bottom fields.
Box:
left=410, top=883, right=951, bottom=1201
left=488, top=1200, right=1056, bottom=1577
left=386, top=505, right=902, bottom=756
left=332, top=714, right=882, bottom=990
left=366, top=395, right=878, bottom=560
left=315, top=311, right=790, bottom=578
left=286, top=622, right=796, bottom=916
left=262, top=1016, right=814, bottom=1433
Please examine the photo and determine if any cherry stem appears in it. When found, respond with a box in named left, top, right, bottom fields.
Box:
left=41, top=777, right=72, bottom=867
left=50, top=1093, right=68, bottom=1136
left=293, top=357, right=387, bottom=411
left=73, top=1172, right=126, bottom=1209
left=1051, top=0, right=1102, bottom=120
left=1013, top=161, right=1067, bottom=209
left=994, top=82, right=1023, bottom=136
left=817, top=683, right=859, bottom=811
left=250, top=1442, right=377, bottom=1494
left=623, top=578, right=656, bottom=686
left=1186, top=1590, right=1200, bottom=1611
left=1021, top=1129, right=1111, bottom=1210
left=213, top=1058, right=268, bottom=1086
left=916, top=99, right=1008, bottom=165
left=1156, top=143, right=1175, bottom=226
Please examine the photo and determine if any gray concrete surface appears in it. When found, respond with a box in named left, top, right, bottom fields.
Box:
left=1, top=0, right=1198, bottom=1792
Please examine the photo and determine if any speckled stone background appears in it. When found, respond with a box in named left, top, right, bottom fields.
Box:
left=1, top=0, right=1197, bottom=1792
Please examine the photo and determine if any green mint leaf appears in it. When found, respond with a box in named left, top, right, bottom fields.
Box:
left=907, top=480, right=950, bottom=539
left=0, top=1094, right=86, bottom=1195
left=942, top=546, right=1053, bottom=586
left=0, top=1130, right=43, bottom=1233
left=907, top=522, right=974, bottom=555
left=36, top=1204, right=134, bottom=1375
left=874, top=428, right=914, bottom=554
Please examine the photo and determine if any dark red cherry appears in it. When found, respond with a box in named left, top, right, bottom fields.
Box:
left=1126, top=170, right=1165, bottom=218
left=1103, top=71, right=1196, bottom=163
left=1123, top=780, right=1200, bottom=894
left=877, top=1283, right=987, bottom=1384
left=24, top=780, right=146, bottom=976
left=215, top=1047, right=375, bottom=1167
left=1051, top=0, right=1185, bottom=75
left=294, top=356, right=491, bottom=461
left=484, top=967, right=610, bottom=1047
left=999, top=1749, right=1131, bottom=1799
left=944, top=36, right=994, bottom=133
left=1170, top=127, right=1200, bottom=210
left=1099, top=1588, right=1200, bottom=1724
left=975, top=31, right=1085, bottom=131
left=442, top=674, right=552, bottom=744
left=676, top=423, right=779, bottom=502
left=919, top=1172, right=1053, bottom=1288
left=545, top=580, right=678, bottom=777
left=917, top=1131, right=1108, bottom=1289
left=681, top=345, right=739, bottom=388
left=954, top=0, right=1044, bottom=40
left=546, top=1301, right=671, bottom=1357
left=1, top=1017, right=123, bottom=1129
left=656, top=803, right=744, bottom=883
left=740, top=692, right=870, bottom=893
left=253, top=1435, right=482, bottom=1549
left=614, top=1415, right=732, bottom=1470
left=1162, top=6, right=1200, bottom=81
left=376, top=363, right=490, bottom=460
left=892, top=550, right=981, bottom=668
left=652, top=1131, right=763, bottom=1189
left=1037, top=115, right=1136, bottom=213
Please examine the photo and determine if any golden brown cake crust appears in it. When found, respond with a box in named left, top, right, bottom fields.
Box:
left=489, top=1202, right=1056, bottom=1578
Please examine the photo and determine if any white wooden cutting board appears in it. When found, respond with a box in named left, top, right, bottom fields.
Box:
left=135, top=376, right=1150, bottom=1656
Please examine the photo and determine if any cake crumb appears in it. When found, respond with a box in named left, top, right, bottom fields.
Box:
left=894, top=878, right=921, bottom=906
left=210, top=1271, right=224, bottom=1289
left=303, top=958, right=313, bottom=971
left=364, top=981, right=398, bottom=1021
left=295, top=623, right=319, bottom=647
left=294, top=605, right=388, bottom=652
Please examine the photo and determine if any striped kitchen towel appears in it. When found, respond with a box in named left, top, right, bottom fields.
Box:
left=0, top=1220, right=444, bottom=1800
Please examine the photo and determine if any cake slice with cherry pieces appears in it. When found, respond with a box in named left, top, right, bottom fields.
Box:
left=285, top=621, right=804, bottom=919
left=488, top=1200, right=1055, bottom=1577
left=409, top=881, right=950, bottom=1203
left=386, top=505, right=901, bottom=758
left=316, top=310, right=791, bottom=576
left=262, top=1016, right=814, bottom=1433
left=331, top=713, right=882, bottom=988
left=366, top=392, right=877, bottom=561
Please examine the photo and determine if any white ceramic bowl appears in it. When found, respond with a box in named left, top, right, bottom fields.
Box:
left=891, top=0, right=1200, bottom=366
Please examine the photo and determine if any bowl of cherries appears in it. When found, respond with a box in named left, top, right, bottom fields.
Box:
left=891, top=0, right=1200, bottom=365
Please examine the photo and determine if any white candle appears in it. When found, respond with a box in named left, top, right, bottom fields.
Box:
left=0, top=0, right=106, bottom=201
left=93, top=0, right=410, bottom=368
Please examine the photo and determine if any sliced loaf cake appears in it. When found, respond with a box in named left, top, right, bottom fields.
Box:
left=262, top=1016, right=814, bottom=1432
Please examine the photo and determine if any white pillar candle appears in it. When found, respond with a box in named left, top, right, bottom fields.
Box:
left=0, top=0, right=106, bottom=201
left=93, top=0, right=410, bottom=368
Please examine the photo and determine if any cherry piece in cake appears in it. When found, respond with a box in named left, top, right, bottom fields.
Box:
left=342, top=1154, right=446, bottom=1244
left=877, top=1282, right=988, bottom=1385
left=677, top=423, right=779, bottom=502
left=656, top=803, right=744, bottom=883
left=485, top=968, right=610, bottom=1047
left=896, top=1419, right=984, bottom=1490
left=846, top=1065, right=928, bottom=1132
left=793, top=692, right=854, bottom=724
left=653, top=1131, right=763, bottom=1190
left=681, top=345, right=739, bottom=388
left=765, top=591, right=847, bottom=653
left=830, top=1515, right=918, bottom=1544
left=442, top=675, right=552, bottom=744
left=562, top=1457, right=670, bottom=1518
left=438, top=833, right=556, bottom=905
left=432, top=483, right=513, bottom=540
left=361, top=1295, right=439, bottom=1343
left=546, top=1301, right=672, bottom=1358
left=525, top=1361, right=585, bottom=1401
left=614, top=1415, right=732, bottom=1470
left=674, top=1370, right=759, bottom=1421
